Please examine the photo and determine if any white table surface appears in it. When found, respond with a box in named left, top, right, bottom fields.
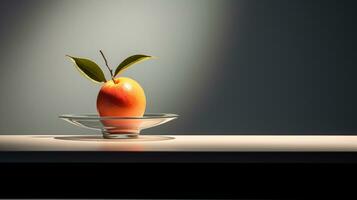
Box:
left=1, top=134, right=357, bottom=151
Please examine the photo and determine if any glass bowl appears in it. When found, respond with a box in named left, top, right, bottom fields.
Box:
left=59, top=113, right=178, bottom=139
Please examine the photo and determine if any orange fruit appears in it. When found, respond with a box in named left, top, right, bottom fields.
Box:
left=96, top=77, right=146, bottom=117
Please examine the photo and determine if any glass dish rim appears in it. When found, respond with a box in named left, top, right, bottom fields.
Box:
left=59, top=113, right=179, bottom=120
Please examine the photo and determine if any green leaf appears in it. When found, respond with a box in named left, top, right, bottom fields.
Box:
left=66, top=55, right=107, bottom=83
left=114, top=54, right=154, bottom=77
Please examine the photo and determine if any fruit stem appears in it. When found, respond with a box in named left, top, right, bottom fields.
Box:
left=99, top=50, right=116, bottom=83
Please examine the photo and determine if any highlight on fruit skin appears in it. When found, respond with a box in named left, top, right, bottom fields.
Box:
left=66, top=50, right=155, bottom=117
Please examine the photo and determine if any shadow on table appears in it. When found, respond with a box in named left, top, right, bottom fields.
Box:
left=31, top=136, right=55, bottom=139
left=53, top=135, right=175, bottom=142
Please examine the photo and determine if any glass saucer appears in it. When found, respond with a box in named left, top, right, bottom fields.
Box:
left=59, top=113, right=178, bottom=139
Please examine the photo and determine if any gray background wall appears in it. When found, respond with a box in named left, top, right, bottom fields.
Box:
left=0, top=0, right=356, bottom=135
